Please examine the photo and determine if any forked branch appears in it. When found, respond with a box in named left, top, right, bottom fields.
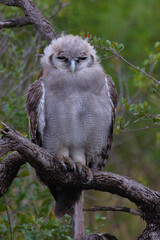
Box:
left=0, top=0, right=57, bottom=42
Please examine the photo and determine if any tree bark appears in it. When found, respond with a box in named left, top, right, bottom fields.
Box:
left=0, top=0, right=57, bottom=42
left=0, top=151, right=25, bottom=196
left=0, top=17, right=31, bottom=29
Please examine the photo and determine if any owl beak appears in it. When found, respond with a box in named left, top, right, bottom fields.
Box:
left=70, top=59, right=76, bottom=73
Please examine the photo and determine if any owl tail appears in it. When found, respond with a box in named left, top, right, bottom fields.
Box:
left=54, top=188, right=82, bottom=218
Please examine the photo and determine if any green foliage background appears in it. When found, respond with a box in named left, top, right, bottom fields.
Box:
left=0, top=0, right=160, bottom=239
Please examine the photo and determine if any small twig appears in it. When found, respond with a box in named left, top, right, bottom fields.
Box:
left=50, top=0, right=70, bottom=19
left=95, top=45, right=160, bottom=85
left=123, top=125, right=160, bottom=133
left=117, top=52, right=159, bottom=85
left=3, top=195, right=13, bottom=240
left=84, top=206, right=143, bottom=217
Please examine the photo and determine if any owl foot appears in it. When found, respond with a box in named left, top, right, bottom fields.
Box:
left=60, top=157, right=76, bottom=172
left=60, top=158, right=93, bottom=183
left=72, top=162, right=82, bottom=173
left=81, top=164, right=93, bottom=183
left=73, top=162, right=93, bottom=183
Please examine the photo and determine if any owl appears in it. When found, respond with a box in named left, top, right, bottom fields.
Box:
left=26, top=34, right=117, bottom=217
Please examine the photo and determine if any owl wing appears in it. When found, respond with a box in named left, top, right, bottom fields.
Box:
left=96, top=74, right=117, bottom=170
left=26, top=70, right=46, bottom=146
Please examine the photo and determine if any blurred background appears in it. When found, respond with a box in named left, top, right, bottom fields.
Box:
left=0, top=0, right=160, bottom=239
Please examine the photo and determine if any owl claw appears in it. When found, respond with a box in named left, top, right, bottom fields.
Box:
left=74, top=162, right=82, bottom=174
left=74, top=163, right=93, bottom=183
left=60, top=157, right=75, bottom=172
left=60, top=160, right=68, bottom=172
left=60, top=157, right=93, bottom=183
left=82, top=165, right=93, bottom=183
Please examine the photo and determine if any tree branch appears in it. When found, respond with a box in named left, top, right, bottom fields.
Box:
left=0, top=17, right=31, bottom=29
left=0, top=151, right=25, bottom=197
left=50, top=0, right=70, bottom=19
left=95, top=45, right=160, bottom=85
left=86, top=233, right=118, bottom=240
left=0, top=0, right=57, bottom=42
left=0, top=0, right=16, bottom=6
left=84, top=206, right=143, bottom=217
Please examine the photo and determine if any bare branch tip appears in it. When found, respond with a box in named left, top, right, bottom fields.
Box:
left=0, top=129, right=7, bottom=135
left=1, top=122, right=8, bottom=128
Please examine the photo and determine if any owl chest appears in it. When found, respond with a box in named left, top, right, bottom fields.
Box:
left=43, top=90, right=110, bottom=147
left=45, top=91, right=106, bottom=123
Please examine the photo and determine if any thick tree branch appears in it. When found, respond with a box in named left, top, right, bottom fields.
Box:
left=0, top=0, right=16, bottom=6
left=0, top=17, right=31, bottom=29
left=0, top=124, right=159, bottom=212
left=0, top=124, right=160, bottom=214
left=0, top=151, right=25, bottom=196
left=0, top=0, right=57, bottom=42
left=86, top=233, right=118, bottom=240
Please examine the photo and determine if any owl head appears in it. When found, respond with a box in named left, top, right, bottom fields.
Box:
left=41, top=34, right=99, bottom=73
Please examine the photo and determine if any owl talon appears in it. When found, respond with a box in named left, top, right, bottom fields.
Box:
left=60, top=157, right=75, bottom=172
left=60, top=160, right=68, bottom=172
left=74, top=162, right=82, bottom=174
left=82, top=165, right=93, bottom=183
left=61, top=159, right=93, bottom=183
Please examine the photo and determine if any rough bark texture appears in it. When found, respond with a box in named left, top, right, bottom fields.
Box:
left=138, top=224, right=160, bottom=240
left=86, top=234, right=118, bottom=240
left=0, top=151, right=25, bottom=196
left=0, top=0, right=57, bottom=42
left=0, top=125, right=160, bottom=239
left=0, top=17, right=31, bottom=29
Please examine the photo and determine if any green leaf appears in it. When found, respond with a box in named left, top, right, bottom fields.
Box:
left=106, top=40, right=111, bottom=46
left=117, top=43, right=124, bottom=51
left=154, top=42, right=160, bottom=48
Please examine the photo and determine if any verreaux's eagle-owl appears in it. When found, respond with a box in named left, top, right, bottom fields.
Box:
left=26, top=34, right=117, bottom=217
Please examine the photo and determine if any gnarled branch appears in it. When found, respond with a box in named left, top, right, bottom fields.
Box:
left=0, top=0, right=57, bottom=42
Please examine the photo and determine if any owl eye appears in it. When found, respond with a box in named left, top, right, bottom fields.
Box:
left=57, top=52, right=67, bottom=61
left=78, top=56, right=87, bottom=60
left=78, top=52, right=87, bottom=60
left=57, top=56, right=67, bottom=60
